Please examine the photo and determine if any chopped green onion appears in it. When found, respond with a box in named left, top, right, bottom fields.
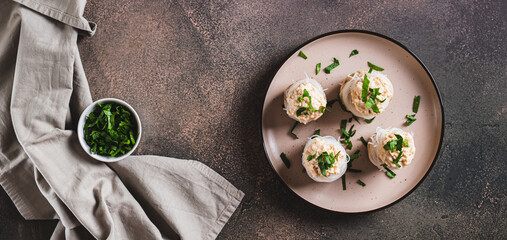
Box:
left=357, top=179, right=366, bottom=187
left=316, top=151, right=338, bottom=176
left=84, top=103, right=138, bottom=157
left=302, top=168, right=306, bottom=173
left=395, top=134, right=404, bottom=151
left=413, top=96, right=421, bottom=113
left=348, top=168, right=362, bottom=173
left=280, top=152, right=291, bottom=168
left=316, top=63, right=321, bottom=74
left=352, top=115, right=360, bottom=124
left=349, top=153, right=360, bottom=160
left=324, top=58, right=340, bottom=74
left=361, top=74, right=370, bottom=102
left=307, top=153, right=317, bottom=161
left=406, top=114, right=417, bottom=126
left=340, top=139, right=353, bottom=150
left=312, top=129, right=320, bottom=137
left=393, top=152, right=403, bottom=167
left=349, top=150, right=360, bottom=163
left=381, top=164, right=396, bottom=178
left=365, top=117, right=375, bottom=123
left=296, top=107, right=306, bottom=116
left=349, top=49, right=359, bottom=57
left=348, top=124, right=356, bottom=137
left=326, top=98, right=337, bottom=108
left=360, top=136, right=368, bottom=147
left=342, top=174, right=347, bottom=190
left=298, top=51, right=307, bottom=60
left=340, top=120, right=348, bottom=136
left=367, top=61, right=384, bottom=71
left=406, top=114, right=417, bottom=121
left=371, top=104, right=380, bottom=113
left=290, top=121, right=298, bottom=139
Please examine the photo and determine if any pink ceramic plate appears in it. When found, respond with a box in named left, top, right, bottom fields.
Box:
left=261, top=30, right=444, bottom=213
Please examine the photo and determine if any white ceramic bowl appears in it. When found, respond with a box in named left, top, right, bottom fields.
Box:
left=77, top=98, right=142, bottom=162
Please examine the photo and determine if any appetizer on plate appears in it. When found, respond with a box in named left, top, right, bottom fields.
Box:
left=367, top=127, right=415, bottom=171
left=339, top=70, right=393, bottom=119
left=302, top=136, right=349, bottom=182
left=284, top=75, right=327, bottom=124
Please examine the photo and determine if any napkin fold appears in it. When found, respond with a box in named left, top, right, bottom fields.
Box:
left=0, top=1, right=244, bottom=239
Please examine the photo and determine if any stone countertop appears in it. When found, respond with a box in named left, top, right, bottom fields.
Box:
left=1, top=0, right=505, bottom=239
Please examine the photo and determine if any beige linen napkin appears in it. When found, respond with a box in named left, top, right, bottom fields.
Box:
left=0, top=0, right=244, bottom=239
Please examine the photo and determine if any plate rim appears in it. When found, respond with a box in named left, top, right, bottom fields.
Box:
left=259, top=29, right=445, bottom=214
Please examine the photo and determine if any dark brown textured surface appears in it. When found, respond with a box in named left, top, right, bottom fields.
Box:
left=1, top=0, right=506, bottom=239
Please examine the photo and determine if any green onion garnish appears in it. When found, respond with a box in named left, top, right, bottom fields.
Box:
left=312, top=129, right=320, bottom=137
left=348, top=124, right=356, bottom=137
left=84, top=102, right=138, bottom=157
left=349, top=153, right=360, bottom=160
left=290, top=121, right=298, bottom=139
left=365, top=117, right=375, bottom=123
left=367, top=61, right=384, bottom=71
left=324, top=58, right=340, bottom=74
left=348, top=168, right=362, bottom=173
left=340, top=119, right=348, bottom=136
left=381, top=164, right=396, bottom=178
left=340, top=139, right=352, bottom=150
left=413, top=96, right=421, bottom=113
left=298, top=51, right=307, bottom=60
left=342, top=174, right=347, bottom=190
left=307, top=153, right=317, bottom=161
left=316, top=63, right=321, bottom=74
left=296, top=107, right=306, bottom=116
left=296, top=89, right=328, bottom=116
left=393, top=152, right=403, bottom=167
left=326, top=98, right=337, bottom=108
left=316, top=151, right=338, bottom=176
left=360, top=136, right=368, bottom=147
left=302, top=168, right=306, bottom=173
left=352, top=115, right=360, bottom=124
left=371, top=104, right=380, bottom=113
left=280, top=152, right=291, bottom=168
left=340, top=120, right=355, bottom=149
left=348, top=150, right=360, bottom=164
left=361, top=74, right=370, bottom=102
left=349, top=49, right=359, bottom=57
left=357, top=179, right=366, bottom=187
left=406, top=114, right=417, bottom=126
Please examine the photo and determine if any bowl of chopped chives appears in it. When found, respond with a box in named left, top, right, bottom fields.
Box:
left=77, top=98, right=142, bottom=162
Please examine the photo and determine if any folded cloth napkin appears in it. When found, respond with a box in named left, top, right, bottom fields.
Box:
left=0, top=0, right=244, bottom=239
